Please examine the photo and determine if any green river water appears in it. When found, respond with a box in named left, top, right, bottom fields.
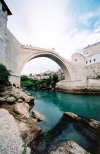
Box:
left=26, top=89, right=100, bottom=154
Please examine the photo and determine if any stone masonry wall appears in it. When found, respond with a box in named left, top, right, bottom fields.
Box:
left=0, top=10, right=7, bottom=64
left=6, top=29, right=21, bottom=84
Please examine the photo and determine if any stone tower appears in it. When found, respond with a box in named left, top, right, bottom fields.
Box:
left=0, top=0, right=12, bottom=64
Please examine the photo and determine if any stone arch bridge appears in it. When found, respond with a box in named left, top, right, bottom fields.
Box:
left=20, top=45, right=73, bottom=82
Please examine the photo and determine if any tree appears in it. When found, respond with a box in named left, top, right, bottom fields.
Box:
left=46, top=76, right=51, bottom=87
left=0, top=63, right=11, bottom=84
left=21, top=75, right=29, bottom=81
left=51, top=74, right=58, bottom=88
left=52, top=74, right=58, bottom=83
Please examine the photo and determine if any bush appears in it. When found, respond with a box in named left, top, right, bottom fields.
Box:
left=0, top=63, right=11, bottom=84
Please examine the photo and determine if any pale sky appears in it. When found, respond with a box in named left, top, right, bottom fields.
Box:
left=6, top=0, right=100, bottom=75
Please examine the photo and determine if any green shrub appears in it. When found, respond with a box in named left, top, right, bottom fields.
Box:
left=0, top=63, right=11, bottom=84
left=22, top=141, right=28, bottom=154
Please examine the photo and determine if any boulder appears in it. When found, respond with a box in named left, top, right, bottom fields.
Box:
left=7, top=96, right=16, bottom=103
left=14, top=103, right=30, bottom=118
left=25, top=96, right=34, bottom=103
left=18, top=99, right=23, bottom=103
left=0, top=97, right=6, bottom=102
left=32, top=110, right=45, bottom=121
left=12, top=86, right=34, bottom=104
left=49, top=141, right=90, bottom=154
left=0, top=109, right=30, bottom=154
left=14, top=103, right=42, bottom=143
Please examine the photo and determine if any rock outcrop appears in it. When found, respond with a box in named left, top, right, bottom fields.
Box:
left=49, top=141, right=90, bottom=154
left=0, top=86, right=34, bottom=105
left=12, top=86, right=34, bottom=104
left=0, top=109, right=30, bottom=154
left=14, top=103, right=42, bottom=144
left=0, top=86, right=42, bottom=145
left=64, top=112, right=100, bottom=130
left=32, top=110, right=45, bottom=122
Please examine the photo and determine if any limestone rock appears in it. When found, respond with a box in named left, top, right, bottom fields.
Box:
left=14, top=103, right=42, bottom=143
left=64, top=112, right=100, bottom=130
left=25, top=96, right=34, bottom=103
left=32, top=110, right=45, bottom=121
left=17, top=118, right=42, bottom=144
left=49, top=141, right=90, bottom=154
left=18, top=98, right=23, bottom=103
left=0, top=97, right=6, bottom=102
left=26, top=92, right=31, bottom=96
left=14, top=103, right=30, bottom=118
left=7, top=96, right=16, bottom=103
left=89, top=119, right=100, bottom=129
left=12, top=86, right=34, bottom=104
left=64, top=112, right=78, bottom=120
left=0, top=109, right=30, bottom=154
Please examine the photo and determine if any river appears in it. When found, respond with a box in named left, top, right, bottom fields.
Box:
left=26, top=89, right=100, bottom=154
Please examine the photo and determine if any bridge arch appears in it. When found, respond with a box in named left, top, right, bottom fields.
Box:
left=20, top=47, right=72, bottom=81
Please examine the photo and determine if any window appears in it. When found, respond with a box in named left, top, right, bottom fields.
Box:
left=86, top=61, right=88, bottom=64
left=94, top=59, right=96, bottom=62
left=90, top=60, right=91, bottom=63
left=75, top=59, right=77, bottom=62
left=93, top=70, right=95, bottom=72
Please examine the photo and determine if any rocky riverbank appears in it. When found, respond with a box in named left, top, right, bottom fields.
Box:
left=0, top=85, right=41, bottom=154
left=55, top=87, right=100, bottom=95
left=1, top=85, right=99, bottom=154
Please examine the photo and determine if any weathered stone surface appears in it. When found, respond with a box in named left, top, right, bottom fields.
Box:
left=89, top=119, right=100, bottom=129
left=64, top=112, right=78, bottom=120
left=18, top=98, right=23, bottom=103
left=0, top=109, right=30, bottom=154
left=12, top=86, right=34, bottom=104
left=7, top=96, right=16, bottom=103
left=17, top=118, right=42, bottom=144
left=14, top=102, right=42, bottom=144
left=49, top=141, right=90, bottom=154
left=64, top=112, right=100, bottom=130
left=32, top=110, right=45, bottom=121
left=14, top=103, right=30, bottom=118
left=0, top=97, right=6, bottom=102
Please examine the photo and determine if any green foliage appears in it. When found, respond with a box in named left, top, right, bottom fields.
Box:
left=46, top=76, right=51, bottom=86
left=52, top=74, right=58, bottom=83
left=22, top=141, right=28, bottom=154
left=21, top=75, right=29, bottom=81
left=0, top=63, right=11, bottom=84
left=21, top=73, right=58, bottom=89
